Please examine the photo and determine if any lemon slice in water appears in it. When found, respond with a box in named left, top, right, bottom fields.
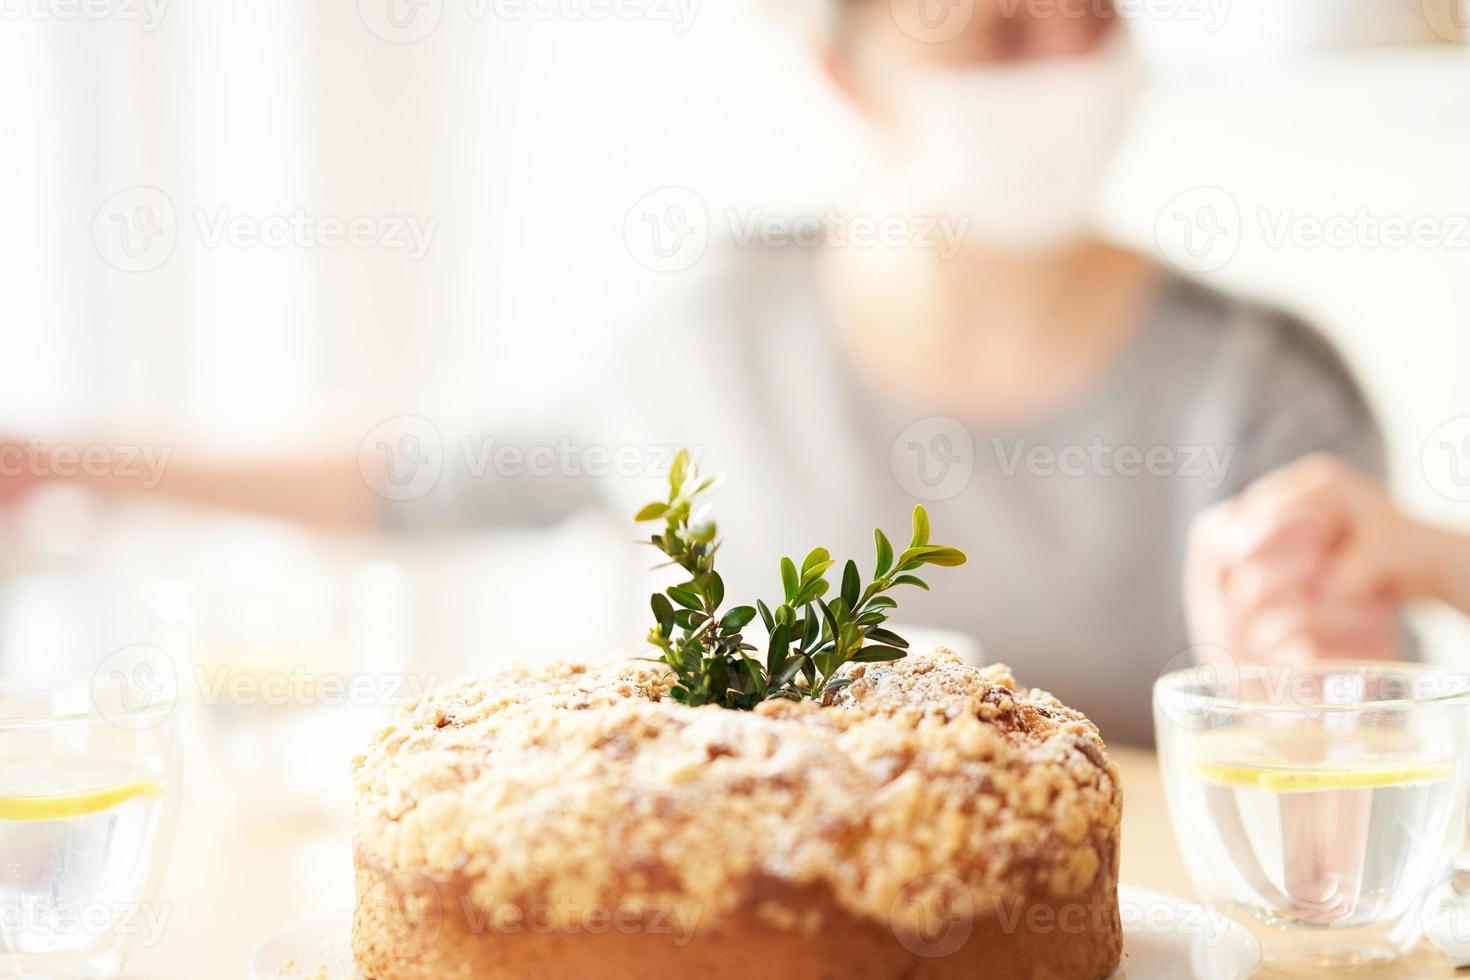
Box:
left=0, top=758, right=162, bottom=821
left=1193, top=760, right=1455, bottom=793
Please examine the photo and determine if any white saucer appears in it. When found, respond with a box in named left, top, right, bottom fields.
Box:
left=252, top=886, right=1260, bottom=980
left=1110, top=886, right=1261, bottom=980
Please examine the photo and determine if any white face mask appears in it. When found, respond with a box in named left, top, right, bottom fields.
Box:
left=884, top=36, right=1142, bottom=252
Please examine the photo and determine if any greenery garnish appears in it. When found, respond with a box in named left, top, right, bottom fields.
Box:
left=637, top=449, right=967, bottom=709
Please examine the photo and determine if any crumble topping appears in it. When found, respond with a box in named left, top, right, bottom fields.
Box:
left=352, top=651, right=1120, bottom=931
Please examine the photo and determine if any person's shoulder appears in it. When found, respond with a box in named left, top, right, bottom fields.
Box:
left=1155, top=273, right=1370, bottom=415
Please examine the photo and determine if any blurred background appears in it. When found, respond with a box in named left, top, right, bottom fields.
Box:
left=2, top=0, right=1470, bottom=974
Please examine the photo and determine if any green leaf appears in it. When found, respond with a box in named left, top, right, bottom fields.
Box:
left=707, top=571, right=725, bottom=609
left=672, top=609, right=708, bottom=630
left=651, top=594, right=675, bottom=636
left=756, top=599, right=775, bottom=632
left=866, top=596, right=898, bottom=611
left=910, top=506, right=930, bottom=549
left=667, top=585, right=702, bottom=610
left=865, top=627, right=908, bottom=648
left=720, top=606, right=757, bottom=632
left=793, top=578, right=830, bottom=607
left=896, top=546, right=967, bottom=571
left=669, top=449, right=690, bottom=493
left=800, top=559, right=835, bottom=586
left=770, top=652, right=806, bottom=689
left=801, top=604, right=819, bottom=649
left=766, top=623, right=790, bottom=674
left=852, top=645, right=907, bottom=663
left=891, top=574, right=929, bottom=591
left=840, top=560, right=860, bottom=610
left=780, top=557, right=799, bottom=604
left=874, top=528, right=894, bottom=578
left=801, top=547, right=830, bottom=576
left=635, top=502, right=670, bottom=522
left=741, top=656, right=766, bottom=694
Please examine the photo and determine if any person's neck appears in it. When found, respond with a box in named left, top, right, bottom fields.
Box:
left=816, top=237, right=1160, bottom=425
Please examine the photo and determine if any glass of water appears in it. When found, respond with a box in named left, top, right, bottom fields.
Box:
left=1155, top=661, right=1470, bottom=970
left=0, top=665, right=180, bottom=978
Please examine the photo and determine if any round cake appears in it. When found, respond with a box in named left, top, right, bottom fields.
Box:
left=351, top=652, right=1123, bottom=979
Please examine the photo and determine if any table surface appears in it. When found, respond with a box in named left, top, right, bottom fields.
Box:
left=120, top=746, right=1458, bottom=979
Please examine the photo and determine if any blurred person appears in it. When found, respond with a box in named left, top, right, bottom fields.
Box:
left=1187, top=455, right=1470, bottom=662
left=0, top=1, right=1385, bottom=744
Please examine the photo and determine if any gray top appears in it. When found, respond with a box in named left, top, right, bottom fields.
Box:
left=392, top=248, right=1382, bottom=745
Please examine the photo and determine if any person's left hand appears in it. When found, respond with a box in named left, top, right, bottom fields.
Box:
left=1184, top=455, right=1412, bottom=663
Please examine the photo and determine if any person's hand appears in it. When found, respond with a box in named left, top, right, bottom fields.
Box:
left=1184, top=455, right=1435, bottom=663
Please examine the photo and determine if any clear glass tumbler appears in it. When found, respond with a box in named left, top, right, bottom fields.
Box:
left=0, top=663, right=180, bottom=978
left=1155, top=660, right=1470, bottom=970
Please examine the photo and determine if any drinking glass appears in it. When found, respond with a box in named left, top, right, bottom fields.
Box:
left=0, top=666, right=180, bottom=978
left=1155, top=661, right=1470, bottom=970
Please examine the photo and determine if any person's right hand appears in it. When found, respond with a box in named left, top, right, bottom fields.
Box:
left=1184, top=455, right=1449, bottom=662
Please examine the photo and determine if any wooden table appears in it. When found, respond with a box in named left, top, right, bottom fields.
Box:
left=118, top=746, right=1458, bottom=978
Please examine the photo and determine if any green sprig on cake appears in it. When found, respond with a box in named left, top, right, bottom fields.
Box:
left=636, top=449, right=967, bottom=709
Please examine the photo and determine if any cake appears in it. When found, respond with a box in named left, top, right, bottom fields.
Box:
left=351, top=652, right=1123, bottom=979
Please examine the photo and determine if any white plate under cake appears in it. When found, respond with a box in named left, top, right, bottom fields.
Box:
left=351, top=652, right=1123, bottom=979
